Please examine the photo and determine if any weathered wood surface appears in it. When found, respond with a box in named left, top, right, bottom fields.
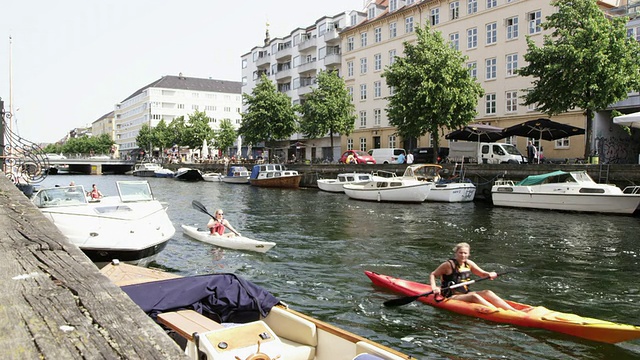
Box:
left=0, top=175, right=188, bottom=359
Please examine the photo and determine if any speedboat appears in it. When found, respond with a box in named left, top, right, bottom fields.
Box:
left=402, top=164, right=476, bottom=202
left=32, top=181, right=175, bottom=267
left=100, top=262, right=411, bottom=360
left=175, top=168, right=204, bottom=181
left=132, top=162, right=163, bottom=177
left=202, top=172, right=224, bottom=182
left=343, top=172, right=431, bottom=203
left=154, top=168, right=175, bottom=178
left=221, top=166, right=250, bottom=184
left=317, top=173, right=378, bottom=193
left=491, top=170, right=640, bottom=214
left=249, top=163, right=301, bottom=188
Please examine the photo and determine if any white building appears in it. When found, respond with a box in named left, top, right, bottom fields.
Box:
left=114, top=74, right=242, bottom=154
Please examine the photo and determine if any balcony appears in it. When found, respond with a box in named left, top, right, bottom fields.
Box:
left=324, top=53, right=341, bottom=66
left=256, top=54, right=270, bottom=68
left=324, top=28, right=340, bottom=43
left=275, top=68, right=292, bottom=80
left=297, top=59, right=317, bottom=74
left=298, top=36, right=317, bottom=51
left=275, top=46, right=293, bottom=60
left=298, top=84, right=314, bottom=96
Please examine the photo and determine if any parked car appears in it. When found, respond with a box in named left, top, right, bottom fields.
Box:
left=369, top=148, right=406, bottom=164
left=411, top=147, right=449, bottom=164
left=339, top=150, right=376, bottom=164
left=45, top=153, right=67, bottom=160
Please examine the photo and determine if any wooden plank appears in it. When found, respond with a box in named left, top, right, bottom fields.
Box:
left=158, top=310, right=224, bottom=341
left=0, top=175, right=189, bottom=359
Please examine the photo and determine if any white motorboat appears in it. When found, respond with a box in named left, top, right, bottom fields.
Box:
left=317, top=173, right=378, bottom=193
left=132, top=162, right=163, bottom=177
left=32, top=181, right=175, bottom=267
left=491, top=170, right=640, bottom=214
left=175, top=168, right=204, bottom=181
left=154, top=168, right=175, bottom=178
left=181, top=225, right=275, bottom=253
left=249, top=163, right=301, bottom=188
left=402, top=164, right=476, bottom=202
left=202, top=172, right=224, bottom=182
left=343, top=173, right=431, bottom=203
left=100, top=262, right=410, bottom=360
left=221, top=166, right=250, bottom=184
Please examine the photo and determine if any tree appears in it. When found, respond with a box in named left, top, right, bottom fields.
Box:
left=167, top=116, right=187, bottom=148
left=136, top=124, right=153, bottom=154
left=382, top=25, right=484, bottom=163
left=518, top=0, right=640, bottom=158
left=152, top=119, right=171, bottom=154
left=239, top=73, right=298, bottom=161
left=213, top=119, right=237, bottom=156
left=298, top=70, right=355, bottom=161
left=183, top=110, right=215, bottom=150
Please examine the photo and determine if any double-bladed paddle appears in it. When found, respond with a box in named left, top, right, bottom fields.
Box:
left=383, top=267, right=530, bottom=307
left=191, top=200, right=241, bottom=236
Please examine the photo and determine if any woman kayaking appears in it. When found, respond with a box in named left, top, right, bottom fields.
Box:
left=207, top=209, right=240, bottom=237
left=429, top=242, right=520, bottom=311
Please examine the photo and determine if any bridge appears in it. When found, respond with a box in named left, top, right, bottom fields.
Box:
left=47, top=158, right=136, bottom=175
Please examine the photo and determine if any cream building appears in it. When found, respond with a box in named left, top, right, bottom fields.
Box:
left=91, top=111, right=115, bottom=140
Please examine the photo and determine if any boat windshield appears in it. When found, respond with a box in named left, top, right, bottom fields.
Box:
left=33, top=186, right=88, bottom=208
left=116, top=181, right=154, bottom=202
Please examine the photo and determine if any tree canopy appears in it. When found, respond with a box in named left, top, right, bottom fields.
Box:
left=298, top=70, right=355, bottom=161
left=518, top=0, right=640, bottom=157
left=383, top=24, right=484, bottom=162
left=214, top=118, right=237, bottom=156
left=43, top=134, right=115, bottom=155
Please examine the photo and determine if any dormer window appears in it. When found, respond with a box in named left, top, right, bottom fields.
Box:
left=390, top=0, right=397, bottom=12
left=368, top=7, right=375, bottom=19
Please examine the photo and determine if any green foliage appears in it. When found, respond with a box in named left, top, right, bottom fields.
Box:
left=60, top=134, right=114, bottom=155
left=152, top=119, right=172, bottom=150
left=167, top=116, right=187, bottom=147
left=518, top=0, right=640, bottom=156
left=382, top=24, right=484, bottom=161
left=184, top=110, right=215, bottom=149
left=239, top=74, right=298, bottom=155
left=214, top=119, right=237, bottom=155
left=136, top=124, right=153, bottom=153
left=42, top=143, right=63, bottom=154
left=298, top=70, right=356, bottom=160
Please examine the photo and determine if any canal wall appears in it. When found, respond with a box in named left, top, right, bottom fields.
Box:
left=0, top=174, right=188, bottom=359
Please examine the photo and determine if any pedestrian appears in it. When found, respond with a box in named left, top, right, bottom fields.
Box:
left=406, top=152, right=414, bottom=164
left=397, top=152, right=406, bottom=164
left=526, top=141, right=537, bottom=164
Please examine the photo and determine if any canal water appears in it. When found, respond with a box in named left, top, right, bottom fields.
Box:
left=39, top=175, right=640, bottom=359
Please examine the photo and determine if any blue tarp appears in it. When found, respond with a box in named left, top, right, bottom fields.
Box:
left=122, top=273, right=280, bottom=323
left=516, top=170, right=569, bottom=186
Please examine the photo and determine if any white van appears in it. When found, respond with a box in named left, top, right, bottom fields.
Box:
left=369, top=148, right=406, bottom=164
left=449, top=142, right=527, bottom=164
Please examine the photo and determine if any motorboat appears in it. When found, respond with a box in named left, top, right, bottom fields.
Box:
left=316, top=172, right=378, bottom=193
left=202, top=172, right=224, bottom=182
left=100, top=262, right=411, bottom=360
left=402, top=164, right=476, bottom=202
left=175, top=168, right=204, bottom=181
left=181, top=225, right=275, bottom=253
left=343, top=172, right=431, bottom=203
left=221, top=166, right=250, bottom=184
left=132, top=162, right=163, bottom=177
left=249, top=163, right=301, bottom=188
left=32, top=181, right=175, bottom=267
left=154, top=168, right=175, bottom=178
left=491, top=170, right=640, bottom=214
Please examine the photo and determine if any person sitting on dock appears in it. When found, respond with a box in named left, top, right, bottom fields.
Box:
left=207, top=209, right=240, bottom=237
left=430, top=242, right=520, bottom=312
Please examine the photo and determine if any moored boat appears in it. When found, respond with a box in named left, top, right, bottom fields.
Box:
left=202, top=172, right=224, bottom=182
left=175, top=168, right=204, bottom=181
left=154, top=168, right=175, bottom=178
left=401, top=164, right=476, bottom=202
left=249, top=163, right=301, bottom=188
left=181, top=224, right=275, bottom=253
left=132, top=162, right=163, bottom=177
left=317, top=172, right=378, bottom=193
left=365, top=271, right=640, bottom=344
left=221, top=166, right=251, bottom=184
left=343, top=173, right=430, bottom=203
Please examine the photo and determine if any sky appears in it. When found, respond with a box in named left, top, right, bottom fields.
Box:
left=1, top=0, right=364, bottom=143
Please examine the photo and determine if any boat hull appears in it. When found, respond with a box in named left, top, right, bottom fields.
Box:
left=175, top=168, right=204, bottom=181
left=181, top=225, right=275, bottom=253
left=365, top=271, right=640, bottom=344
left=222, top=176, right=250, bottom=184
left=343, top=182, right=430, bottom=203
left=317, top=173, right=376, bottom=193
left=428, top=182, right=476, bottom=202
left=250, top=175, right=301, bottom=188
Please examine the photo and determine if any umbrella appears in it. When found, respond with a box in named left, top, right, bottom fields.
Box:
left=501, top=118, right=585, bottom=141
left=202, top=139, right=209, bottom=158
left=445, top=123, right=507, bottom=142
left=613, top=112, right=640, bottom=129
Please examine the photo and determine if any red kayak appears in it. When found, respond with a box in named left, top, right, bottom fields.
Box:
left=365, top=270, right=640, bottom=344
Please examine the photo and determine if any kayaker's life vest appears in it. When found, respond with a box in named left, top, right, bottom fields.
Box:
left=441, top=259, right=472, bottom=297
left=210, top=221, right=224, bottom=235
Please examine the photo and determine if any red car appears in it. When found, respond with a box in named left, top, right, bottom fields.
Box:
left=339, top=150, right=376, bottom=164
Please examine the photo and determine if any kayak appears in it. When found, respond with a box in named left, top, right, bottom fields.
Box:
left=365, top=271, right=640, bottom=344
left=181, top=225, right=276, bottom=253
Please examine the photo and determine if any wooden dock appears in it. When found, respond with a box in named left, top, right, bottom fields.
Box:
left=0, top=175, right=188, bottom=359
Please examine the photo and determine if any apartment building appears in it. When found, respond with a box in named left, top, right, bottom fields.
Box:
left=114, top=74, right=242, bottom=154
left=91, top=111, right=115, bottom=140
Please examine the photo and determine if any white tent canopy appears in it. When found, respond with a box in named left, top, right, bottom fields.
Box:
left=613, top=112, right=640, bottom=128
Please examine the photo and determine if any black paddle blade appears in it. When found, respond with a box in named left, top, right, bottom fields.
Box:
left=383, top=294, right=424, bottom=307
left=191, top=200, right=212, bottom=217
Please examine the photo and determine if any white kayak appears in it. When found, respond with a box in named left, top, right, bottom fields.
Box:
left=180, top=225, right=276, bottom=253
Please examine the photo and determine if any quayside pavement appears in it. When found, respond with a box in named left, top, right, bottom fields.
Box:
left=0, top=174, right=187, bottom=359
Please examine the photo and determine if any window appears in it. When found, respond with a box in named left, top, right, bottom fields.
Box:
left=360, top=84, right=367, bottom=100
left=406, top=0, right=415, bottom=4
left=528, top=10, right=542, bottom=34
left=192, top=104, right=199, bottom=110
left=361, top=32, right=368, bottom=47
left=389, top=0, right=398, bottom=12
left=374, top=109, right=381, bottom=125
left=485, top=93, right=496, bottom=114
left=405, top=17, right=414, bottom=33
left=468, top=0, right=478, bottom=15
left=374, top=81, right=382, bottom=98
left=347, top=138, right=354, bottom=150
left=347, top=86, right=354, bottom=101
left=347, top=36, right=355, bottom=51
left=486, top=22, right=497, bottom=45
left=374, top=53, right=382, bottom=71
left=450, top=33, right=460, bottom=50
left=389, top=22, right=397, bottom=38
left=350, top=14, right=357, bottom=26
left=555, top=137, right=570, bottom=149
left=360, top=58, right=368, bottom=74
left=431, top=9, right=440, bottom=26
left=389, top=135, right=397, bottom=148
left=467, top=27, right=478, bottom=49
left=347, top=61, right=354, bottom=77
left=506, top=53, right=518, bottom=76
left=177, top=104, right=185, bottom=109
left=526, top=88, right=537, bottom=111
left=467, top=61, right=477, bottom=79
left=242, top=59, right=247, bottom=69
left=506, top=16, right=519, bottom=40
left=375, top=27, right=382, bottom=42
left=389, top=49, right=397, bottom=65
left=359, top=110, right=367, bottom=127
left=487, top=0, right=497, bottom=8
left=368, top=7, right=375, bottom=19
left=451, top=1, right=460, bottom=20
left=360, top=137, right=367, bottom=152
left=506, top=91, right=518, bottom=112
left=485, top=58, right=497, bottom=80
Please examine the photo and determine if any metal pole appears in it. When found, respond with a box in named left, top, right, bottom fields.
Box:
left=148, top=102, right=152, bottom=158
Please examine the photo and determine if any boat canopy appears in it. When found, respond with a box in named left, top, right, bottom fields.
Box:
left=516, top=170, right=569, bottom=186
left=226, top=166, right=249, bottom=176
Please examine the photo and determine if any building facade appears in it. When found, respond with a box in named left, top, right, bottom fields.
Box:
left=91, top=111, right=115, bottom=140
left=114, top=74, right=242, bottom=155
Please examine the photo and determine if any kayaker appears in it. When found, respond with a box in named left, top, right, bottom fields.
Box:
left=207, top=209, right=240, bottom=237
left=429, top=242, right=520, bottom=312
